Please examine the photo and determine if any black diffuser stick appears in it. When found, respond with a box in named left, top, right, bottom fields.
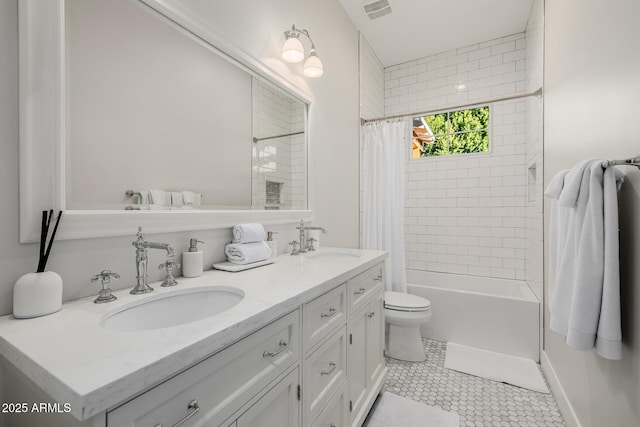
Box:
left=37, top=211, right=47, bottom=272
left=37, top=210, right=63, bottom=273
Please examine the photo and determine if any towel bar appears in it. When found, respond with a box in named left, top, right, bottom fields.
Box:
left=602, top=154, right=640, bottom=169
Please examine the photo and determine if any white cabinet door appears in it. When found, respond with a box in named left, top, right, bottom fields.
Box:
left=236, top=368, right=300, bottom=427
left=347, top=306, right=368, bottom=424
left=348, top=289, right=385, bottom=427
left=367, top=292, right=385, bottom=386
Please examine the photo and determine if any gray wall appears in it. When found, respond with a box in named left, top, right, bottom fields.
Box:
left=544, top=0, right=640, bottom=425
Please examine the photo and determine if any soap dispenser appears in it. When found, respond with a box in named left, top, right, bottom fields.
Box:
left=266, top=231, right=278, bottom=258
left=182, top=238, right=204, bottom=278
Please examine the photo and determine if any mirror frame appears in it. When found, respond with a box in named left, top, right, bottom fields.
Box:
left=19, top=0, right=314, bottom=243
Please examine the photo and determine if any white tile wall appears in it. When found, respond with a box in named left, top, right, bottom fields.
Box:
left=525, top=0, right=544, bottom=301
left=359, top=34, right=385, bottom=119
left=385, top=33, right=529, bottom=280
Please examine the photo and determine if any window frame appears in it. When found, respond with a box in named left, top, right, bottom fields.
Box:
left=410, top=104, right=493, bottom=160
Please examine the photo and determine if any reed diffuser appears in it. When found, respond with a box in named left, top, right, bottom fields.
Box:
left=13, top=210, right=64, bottom=319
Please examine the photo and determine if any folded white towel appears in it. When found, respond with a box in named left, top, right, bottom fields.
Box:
left=170, top=192, right=184, bottom=206
left=182, top=191, right=195, bottom=205
left=232, top=223, right=266, bottom=243
left=225, top=242, right=272, bottom=265
left=149, top=189, right=167, bottom=206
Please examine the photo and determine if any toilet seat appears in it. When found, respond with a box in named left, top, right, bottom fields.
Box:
left=384, top=291, right=431, bottom=312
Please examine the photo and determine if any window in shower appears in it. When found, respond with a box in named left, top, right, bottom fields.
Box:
left=412, top=106, right=489, bottom=158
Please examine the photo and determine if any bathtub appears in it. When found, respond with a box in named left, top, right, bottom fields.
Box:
left=406, top=270, right=540, bottom=362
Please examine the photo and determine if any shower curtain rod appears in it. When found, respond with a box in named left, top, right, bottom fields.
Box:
left=360, top=87, right=543, bottom=126
left=252, top=130, right=304, bottom=143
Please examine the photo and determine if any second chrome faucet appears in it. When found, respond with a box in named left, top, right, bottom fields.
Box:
left=291, top=220, right=326, bottom=255
left=131, top=226, right=175, bottom=294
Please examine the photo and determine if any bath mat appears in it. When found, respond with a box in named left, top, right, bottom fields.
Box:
left=364, top=392, right=459, bottom=427
left=444, top=342, right=549, bottom=393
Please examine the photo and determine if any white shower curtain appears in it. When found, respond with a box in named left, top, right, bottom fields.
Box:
left=361, top=120, right=407, bottom=293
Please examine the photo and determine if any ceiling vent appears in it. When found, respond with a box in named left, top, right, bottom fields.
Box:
left=362, top=0, right=392, bottom=20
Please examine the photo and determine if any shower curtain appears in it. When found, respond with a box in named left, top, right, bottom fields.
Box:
left=361, top=120, right=407, bottom=293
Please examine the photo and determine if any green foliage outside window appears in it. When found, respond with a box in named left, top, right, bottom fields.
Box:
left=415, top=106, right=489, bottom=157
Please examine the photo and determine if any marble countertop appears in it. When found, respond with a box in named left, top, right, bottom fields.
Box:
left=0, top=247, right=386, bottom=421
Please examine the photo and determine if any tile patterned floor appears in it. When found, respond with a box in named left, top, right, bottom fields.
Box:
left=384, top=339, right=566, bottom=427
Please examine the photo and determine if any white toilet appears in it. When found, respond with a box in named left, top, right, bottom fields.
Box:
left=384, top=291, right=432, bottom=362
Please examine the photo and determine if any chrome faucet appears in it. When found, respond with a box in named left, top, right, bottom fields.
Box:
left=131, top=227, right=175, bottom=295
left=294, top=220, right=326, bottom=254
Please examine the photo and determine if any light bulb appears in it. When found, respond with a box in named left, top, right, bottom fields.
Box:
left=303, top=50, right=323, bottom=78
left=282, top=36, right=304, bottom=63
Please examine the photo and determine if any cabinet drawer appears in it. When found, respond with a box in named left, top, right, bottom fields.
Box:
left=311, top=383, right=347, bottom=427
left=107, top=310, right=300, bottom=427
left=304, top=283, right=346, bottom=353
left=348, top=264, right=384, bottom=315
left=304, top=325, right=347, bottom=424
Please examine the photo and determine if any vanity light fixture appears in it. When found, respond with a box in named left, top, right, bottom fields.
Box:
left=282, top=25, right=324, bottom=78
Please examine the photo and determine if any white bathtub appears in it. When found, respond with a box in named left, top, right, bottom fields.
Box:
left=407, top=270, right=540, bottom=362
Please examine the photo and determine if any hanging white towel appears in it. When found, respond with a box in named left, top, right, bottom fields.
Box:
left=232, top=223, right=266, bottom=243
left=546, top=160, right=623, bottom=360
left=225, top=242, right=272, bottom=265
left=595, top=166, right=622, bottom=359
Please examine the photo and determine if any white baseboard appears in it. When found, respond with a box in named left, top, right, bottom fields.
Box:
left=540, top=350, right=582, bottom=427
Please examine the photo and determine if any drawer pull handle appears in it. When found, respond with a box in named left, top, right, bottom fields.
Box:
left=321, top=307, right=337, bottom=318
left=263, top=339, right=289, bottom=358
left=374, top=274, right=383, bottom=282
left=354, top=287, right=366, bottom=295
left=154, top=399, right=200, bottom=427
left=367, top=311, right=375, bottom=318
left=321, top=361, right=337, bottom=376
left=330, top=424, right=337, bottom=427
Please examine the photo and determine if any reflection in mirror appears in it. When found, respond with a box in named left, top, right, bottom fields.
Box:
left=252, top=78, right=307, bottom=210
left=64, top=0, right=307, bottom=211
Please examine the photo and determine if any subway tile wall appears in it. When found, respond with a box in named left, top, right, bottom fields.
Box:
left=384, top=33, right=529, bottom=280
left=359, top=33, right=385, bottom=120
left=525, top=0, right=544, bottom=301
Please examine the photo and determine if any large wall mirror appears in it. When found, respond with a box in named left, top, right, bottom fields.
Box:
left=19, top=0, right=312, bottom=242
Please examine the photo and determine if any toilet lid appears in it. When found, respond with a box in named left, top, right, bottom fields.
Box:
left=384, top=291, right=431, bottom=311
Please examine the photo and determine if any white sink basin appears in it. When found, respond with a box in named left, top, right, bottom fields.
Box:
left=305, top=250, right=361, bottom=260
left=100, top=286, right=244, bottom=331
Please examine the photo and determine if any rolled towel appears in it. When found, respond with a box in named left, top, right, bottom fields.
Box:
left=232, top=223, right=266, bottom=243
left=225, top=242, right=272, bottom=265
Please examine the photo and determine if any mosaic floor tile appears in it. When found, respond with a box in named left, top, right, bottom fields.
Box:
left=384, top=339, right=566, bottom=426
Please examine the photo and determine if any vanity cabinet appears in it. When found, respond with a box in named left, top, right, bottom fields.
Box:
left=0, top=256, right=387, bottom=427
left=346, top=265, right=386, bottom=427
